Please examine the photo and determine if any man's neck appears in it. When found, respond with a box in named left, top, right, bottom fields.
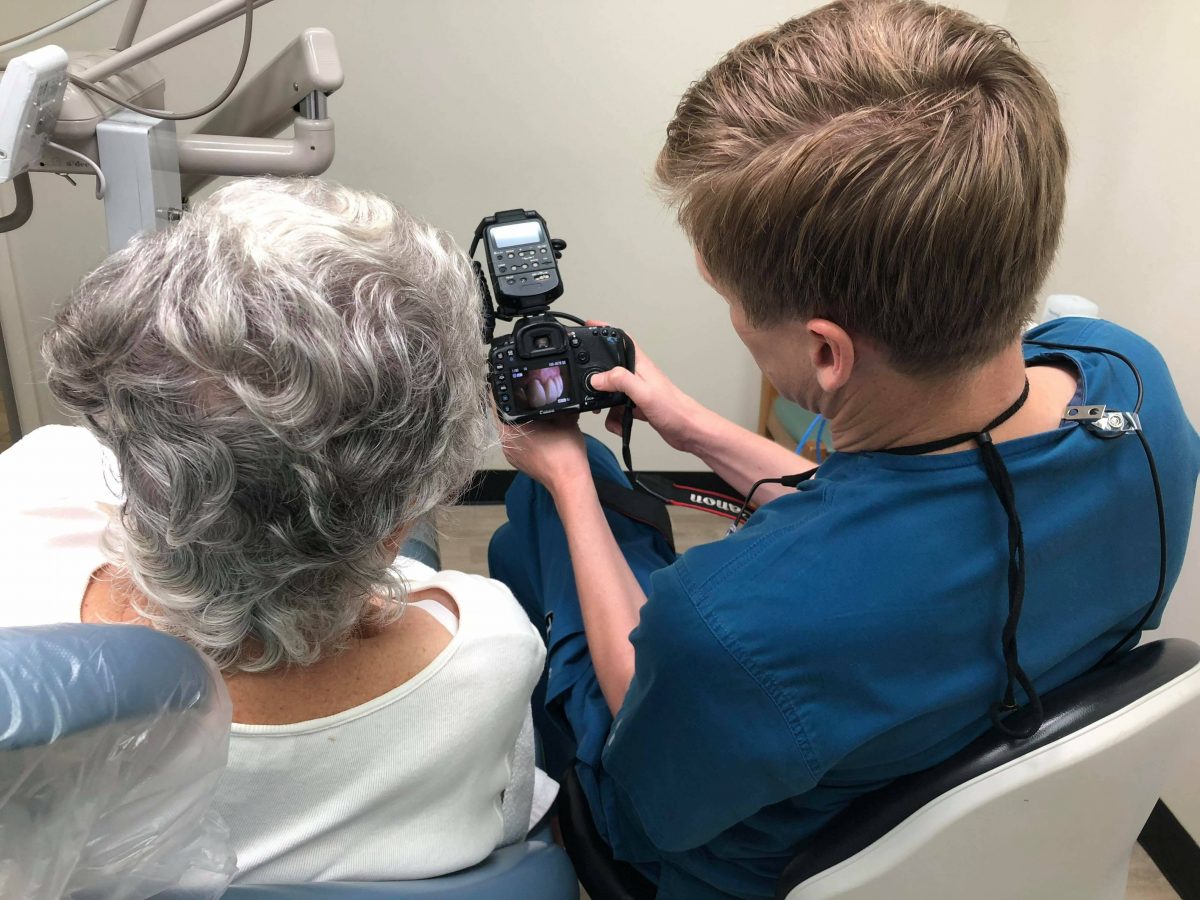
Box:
left=826, top=343, right=1032, bottom=454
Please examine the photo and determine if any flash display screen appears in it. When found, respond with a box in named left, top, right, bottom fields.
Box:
left=491, top=221, right=545, bottom=249
left=510, top=359, right=571, bottom=411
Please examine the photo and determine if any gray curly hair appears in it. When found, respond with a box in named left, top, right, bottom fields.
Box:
left=43, top=177, right=491, bottom=672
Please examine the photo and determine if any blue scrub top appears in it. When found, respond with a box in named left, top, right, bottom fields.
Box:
left=598, top=318, right=1200, bottom=899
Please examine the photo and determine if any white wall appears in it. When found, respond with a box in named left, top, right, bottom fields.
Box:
left=1001, top=0, right=1200, bottom=844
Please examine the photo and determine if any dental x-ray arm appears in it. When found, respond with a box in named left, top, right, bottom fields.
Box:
left=0, top=0, right=342, bottom=231
left=178, top=27, right=342, bottom=198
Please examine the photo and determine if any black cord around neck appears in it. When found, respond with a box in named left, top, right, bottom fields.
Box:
left=881, top=378, right=1031, bottom=457
left=881, top=376, right=1042, bottom=739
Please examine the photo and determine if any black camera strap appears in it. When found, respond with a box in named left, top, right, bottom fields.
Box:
left=621, top=398, right=744, bottom=495
left=601, top=399, right=755, bottom=551
left=878, top=377, right=1041, bottom=738
left=632, top=474, right=746, bottom=520
left=594, top=477, right=676, bottom=550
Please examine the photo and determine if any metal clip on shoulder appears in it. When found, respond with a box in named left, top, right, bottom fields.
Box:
left=1064, top=404, right=1142, bottom=438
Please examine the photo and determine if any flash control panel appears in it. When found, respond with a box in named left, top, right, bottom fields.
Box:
left=491, top=240, right=555, bottom=288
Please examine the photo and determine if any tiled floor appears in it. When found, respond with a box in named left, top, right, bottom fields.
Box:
left=439, top=503, right=1180, bottom=900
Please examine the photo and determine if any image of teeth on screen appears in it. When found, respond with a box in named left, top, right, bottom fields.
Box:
left=512, top=360, right=569, bottom=410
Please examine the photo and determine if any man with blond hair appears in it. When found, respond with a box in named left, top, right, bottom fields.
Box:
left=492, top=1, right=1200, bottom=896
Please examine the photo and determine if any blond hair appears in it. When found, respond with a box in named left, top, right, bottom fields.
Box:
left=657, top=0, right=1068, bottom=375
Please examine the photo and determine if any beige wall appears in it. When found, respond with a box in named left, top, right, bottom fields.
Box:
left=0, top=0, right=1196, bottom=830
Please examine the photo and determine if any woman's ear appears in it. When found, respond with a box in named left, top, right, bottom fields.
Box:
left=807, top=319, right=856, bottom=393
left=382, top=524, right=412, bottom=560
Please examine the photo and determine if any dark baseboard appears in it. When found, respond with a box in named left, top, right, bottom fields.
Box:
left=460, top=469, right=740, bottom=505
left=1139, top=800, right=1200, bottom=900
left=460, top=470, right=516, bottom=504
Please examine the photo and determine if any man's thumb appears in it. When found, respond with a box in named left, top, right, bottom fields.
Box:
left=589, top=366, right=634, bottom=396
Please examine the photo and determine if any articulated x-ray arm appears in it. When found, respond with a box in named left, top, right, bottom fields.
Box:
left=178, top=26, right=343, bottom=198
left=0, top=0, right=343, bottom=220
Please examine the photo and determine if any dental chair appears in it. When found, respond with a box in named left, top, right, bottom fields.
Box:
left=559, top=638, right=1200, bottom=900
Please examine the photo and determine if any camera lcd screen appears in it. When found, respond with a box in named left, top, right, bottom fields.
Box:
left=510, top=359, right=571, bottom=411
left=491, top=221, right=545, bottom=249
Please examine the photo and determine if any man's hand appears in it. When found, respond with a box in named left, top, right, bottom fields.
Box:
left=588, top=335, right=716, bottom=453
left=588, top=328, right=815, bottom=500
left=499, top=414, right=591, bottom=494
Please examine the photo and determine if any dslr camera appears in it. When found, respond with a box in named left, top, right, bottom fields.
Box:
left=471, top=209, right=631, bottom=424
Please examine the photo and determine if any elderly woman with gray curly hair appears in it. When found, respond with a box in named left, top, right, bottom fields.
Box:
left=0, top=177, right=553, bottom=883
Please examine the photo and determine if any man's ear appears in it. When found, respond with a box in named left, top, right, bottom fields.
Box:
left=807, top=319, right=856, bottom=393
